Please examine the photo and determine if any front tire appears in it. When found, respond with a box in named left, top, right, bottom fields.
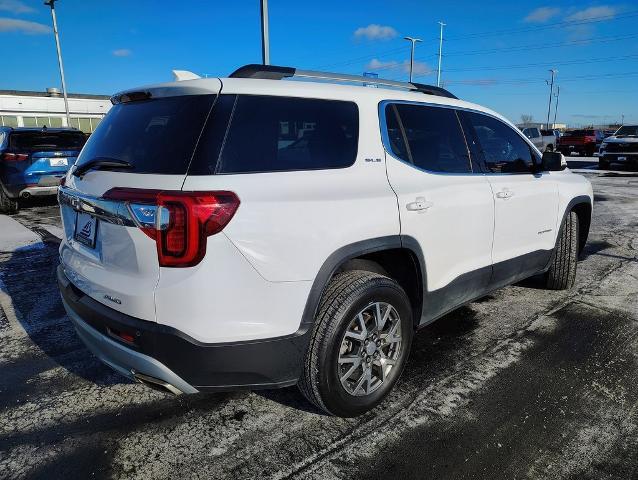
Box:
left=298, top=270, right=413, bottom=417
left=0, top=188, right=19, bottom=214
left=545, top=211, right=579, bottom=290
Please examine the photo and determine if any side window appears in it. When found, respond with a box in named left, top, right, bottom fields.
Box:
left=385, top=103, right=471, bottom=173
left=466, top=112, right=534, bottom=174
left=215, top=95, right=359, bottom=174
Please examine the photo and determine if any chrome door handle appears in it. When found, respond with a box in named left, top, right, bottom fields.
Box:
left=406, top=197, right=433, bottom=212
left=496, top=189, right=514, bottom=199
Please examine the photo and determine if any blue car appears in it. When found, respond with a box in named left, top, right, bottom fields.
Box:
left=0, top=127, right=86, bottom=213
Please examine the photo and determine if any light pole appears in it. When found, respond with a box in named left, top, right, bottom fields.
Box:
left=552, top=85, right=560, bottom=129
left=44, top=0, right=70, bottom=127
left=260, top=0, right=270, bottom=65
left=437, top=21, right=446, bottom=87
left=403, top=36, right=422, bottom=83
left=546, top=69, right=557, bottom=129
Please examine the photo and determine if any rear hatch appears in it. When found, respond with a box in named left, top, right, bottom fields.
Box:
left=59, top=80, right=221, bottom=321
left=4, top=130, right=85, bottom=186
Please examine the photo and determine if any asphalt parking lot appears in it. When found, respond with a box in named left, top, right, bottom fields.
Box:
left=1, top=159, right=637, bottom=480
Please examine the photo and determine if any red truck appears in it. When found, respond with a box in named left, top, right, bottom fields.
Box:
left=557, top=129, right=606, bottom=157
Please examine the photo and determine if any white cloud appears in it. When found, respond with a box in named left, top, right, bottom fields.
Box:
left=567, top=5, right=617, bottom=21
left=524, top=7, right=561, bottom=23
left=0, top=0, right=34, bottom=14
left=354, top=24, right=398, bottom=41
left=112, top=48, right=132, bottom=57
left=365, top=58, right=432, bottom=76
left=0, top=18, right=50, bottom=34
left=366, top=58, right=398, bottom=70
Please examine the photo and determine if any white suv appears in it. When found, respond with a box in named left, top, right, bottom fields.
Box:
left=57, top=65, right=593, bottom=417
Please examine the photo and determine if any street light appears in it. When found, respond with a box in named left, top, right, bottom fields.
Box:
left=44, top=0, right=71, bottom=127
left=260, top=0, right=270, bottom=65
left=403, top=36, right=422, bottom=83
left=545, top=69, right=557, bottom=129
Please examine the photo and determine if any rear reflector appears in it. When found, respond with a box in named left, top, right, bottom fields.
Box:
left=103, top=188, right=240, bottom=267
left=2, top=152, right=29, bottom=162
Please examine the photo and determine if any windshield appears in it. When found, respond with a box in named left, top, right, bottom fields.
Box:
left=615, top=125, right=638, bottom=136
left=75, top=94, right=216, bottom=175
left=9, top=131, right=86, bottom=151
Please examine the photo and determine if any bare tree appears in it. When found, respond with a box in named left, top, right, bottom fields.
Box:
left=520, top=114, right=534, bottom=125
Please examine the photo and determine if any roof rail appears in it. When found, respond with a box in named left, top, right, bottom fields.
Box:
left=228, top=64, right=458, bottom=99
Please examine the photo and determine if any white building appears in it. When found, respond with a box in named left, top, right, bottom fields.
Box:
left=0, top=88, right=112, bottom=133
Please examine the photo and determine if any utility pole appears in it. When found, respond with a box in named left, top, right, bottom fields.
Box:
left=552, top=85, right=560, bottom=129
left=437, top=21, right=446, bottom=87
left=621, top=114, right=625, bottom=125
left=44, top=0, right=70, bottom=127
left=260, top=0, right=270, bottom=65
left=403, top=36, right=422, bottom=83
left=546, top=69, right=557, bottom=129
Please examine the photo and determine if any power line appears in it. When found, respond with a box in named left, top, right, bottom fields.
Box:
left=446, top=9, right=638, bottom=40
left=444, top=32, right=638, bottom=57
left=438, top=53, right=638, bottom=73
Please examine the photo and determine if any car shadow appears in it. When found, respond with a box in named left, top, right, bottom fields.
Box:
left=259, top=304, right=481, bottom=415
left=0, top=239, right=129, bottom=409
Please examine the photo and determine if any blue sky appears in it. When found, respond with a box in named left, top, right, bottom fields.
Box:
left=2, top=0, right=637, bottom=126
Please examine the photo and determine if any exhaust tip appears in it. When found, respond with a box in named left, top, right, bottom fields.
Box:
left=132, top=370, right=183, bottom=395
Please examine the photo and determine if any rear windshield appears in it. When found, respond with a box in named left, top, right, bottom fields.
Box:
left=75, top=95, right=216, bottom=175
left=9, top=131, right=86, bottom=151
left=189, top=94, right=359, bottom=175
left=615, top=125, right=638, bottom=136
left=565, top=130, right=594, bottom=136
left=540, top=129, right=554, bottom=136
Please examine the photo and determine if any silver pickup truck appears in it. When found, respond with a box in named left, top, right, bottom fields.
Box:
left=521, top=127, right=556, bottom=152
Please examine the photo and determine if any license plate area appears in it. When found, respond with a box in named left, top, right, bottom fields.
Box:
left=49, top=158, right=68, bottom=167
left=74, top=212, right=98, bottom=248
left=618, top=156, right=627, bottom=162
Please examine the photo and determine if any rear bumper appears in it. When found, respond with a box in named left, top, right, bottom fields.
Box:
left=600, top=153, right=638, bottom=163
left=2, top=175, right=63, bottom=199
left=57, top=265, right=310, bottom=392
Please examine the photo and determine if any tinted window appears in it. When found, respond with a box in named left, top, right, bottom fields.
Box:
left=213, top=95, right=358, bottom=174
left=565, top=129, right=594, bottom=136
left=615, top=125, right=638, bottom=136
left=75, top=95, right=216, bottom=174
left=9, top=131, right=86, bottom=151
left=385, top=104, right=471, bottom=173
left=466, top=112, right=534, bottom=174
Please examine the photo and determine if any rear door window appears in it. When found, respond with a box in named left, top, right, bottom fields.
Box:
left=197, top=95, right=358, bottom=175
left=384, top=103, right=472, bottom=173
left=75, top=95, right=216, bottom=175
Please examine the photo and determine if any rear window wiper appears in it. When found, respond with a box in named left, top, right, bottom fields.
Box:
left=72, top=157, right=134, bottom=177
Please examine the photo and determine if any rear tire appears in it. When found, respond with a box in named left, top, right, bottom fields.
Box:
left=0, top=188, right=19, bottom=214
left=545, top=211, right=579, bottom=290
left=298, top=270, right=413, bottom=417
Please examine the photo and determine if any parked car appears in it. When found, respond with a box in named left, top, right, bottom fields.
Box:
left=57, top=64, right=593, bottom=417
left=521, top=127, right=556, bottom=152
left=0, top=127, right=86, bottom=213
left=557, top=129, right=605, bottom=157
left=598, top=124, right=638, bottom=169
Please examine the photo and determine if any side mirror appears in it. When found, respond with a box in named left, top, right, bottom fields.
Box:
left=541, top=151, right=567, bottom=171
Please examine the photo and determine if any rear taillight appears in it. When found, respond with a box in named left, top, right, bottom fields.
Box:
left=585, top=136, right=596, bottom=143
left=103, top=188, right=240, bottom=267
left=2, top=152, right=29, bottom=162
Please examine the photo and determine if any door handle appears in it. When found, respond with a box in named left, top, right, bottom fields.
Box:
left=406, top=197, right=433, bottom=212
left=496, top=189, right=514, bottom=199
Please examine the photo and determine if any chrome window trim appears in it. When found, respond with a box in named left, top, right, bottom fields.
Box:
left=378, top=99, right=542, bottom=176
